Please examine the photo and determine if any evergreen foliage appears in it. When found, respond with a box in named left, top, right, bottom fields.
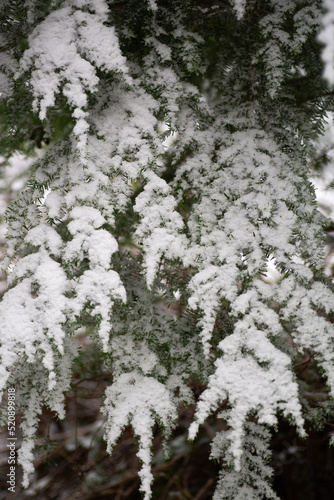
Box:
left=1, top=0, right=334, bottom=497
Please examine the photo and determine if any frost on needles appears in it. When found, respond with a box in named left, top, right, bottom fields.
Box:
left=0, top=0, right=334, bottom=498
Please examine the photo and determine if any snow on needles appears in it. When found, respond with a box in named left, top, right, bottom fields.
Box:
left=18, top=0, right=129, bottom=156
left=2, top=1, right=334, bottom=498
left=103, top=373, right=177, bottom=500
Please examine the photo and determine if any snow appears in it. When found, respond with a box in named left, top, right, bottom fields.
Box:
left=319, top=0, right=334, bottom=84
left=73, top=268, right=126, bottom=351
left=1, top=0, right=334, bottom=497
left=232, top=0, right=247, bottom=19
left=18, top=0, right=129, bottom=157
left=0, top=248, right=69, bottom=396
left=189, top=329, right=305, bottom=469
left=103, top=373, right=177, bottom=500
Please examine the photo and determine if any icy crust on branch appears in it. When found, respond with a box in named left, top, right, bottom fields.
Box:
left=211, top=421, right=279, bottom=500
left=18, top=0, right=129, bottom=154
left=103, top=372, right=177, bottom=500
